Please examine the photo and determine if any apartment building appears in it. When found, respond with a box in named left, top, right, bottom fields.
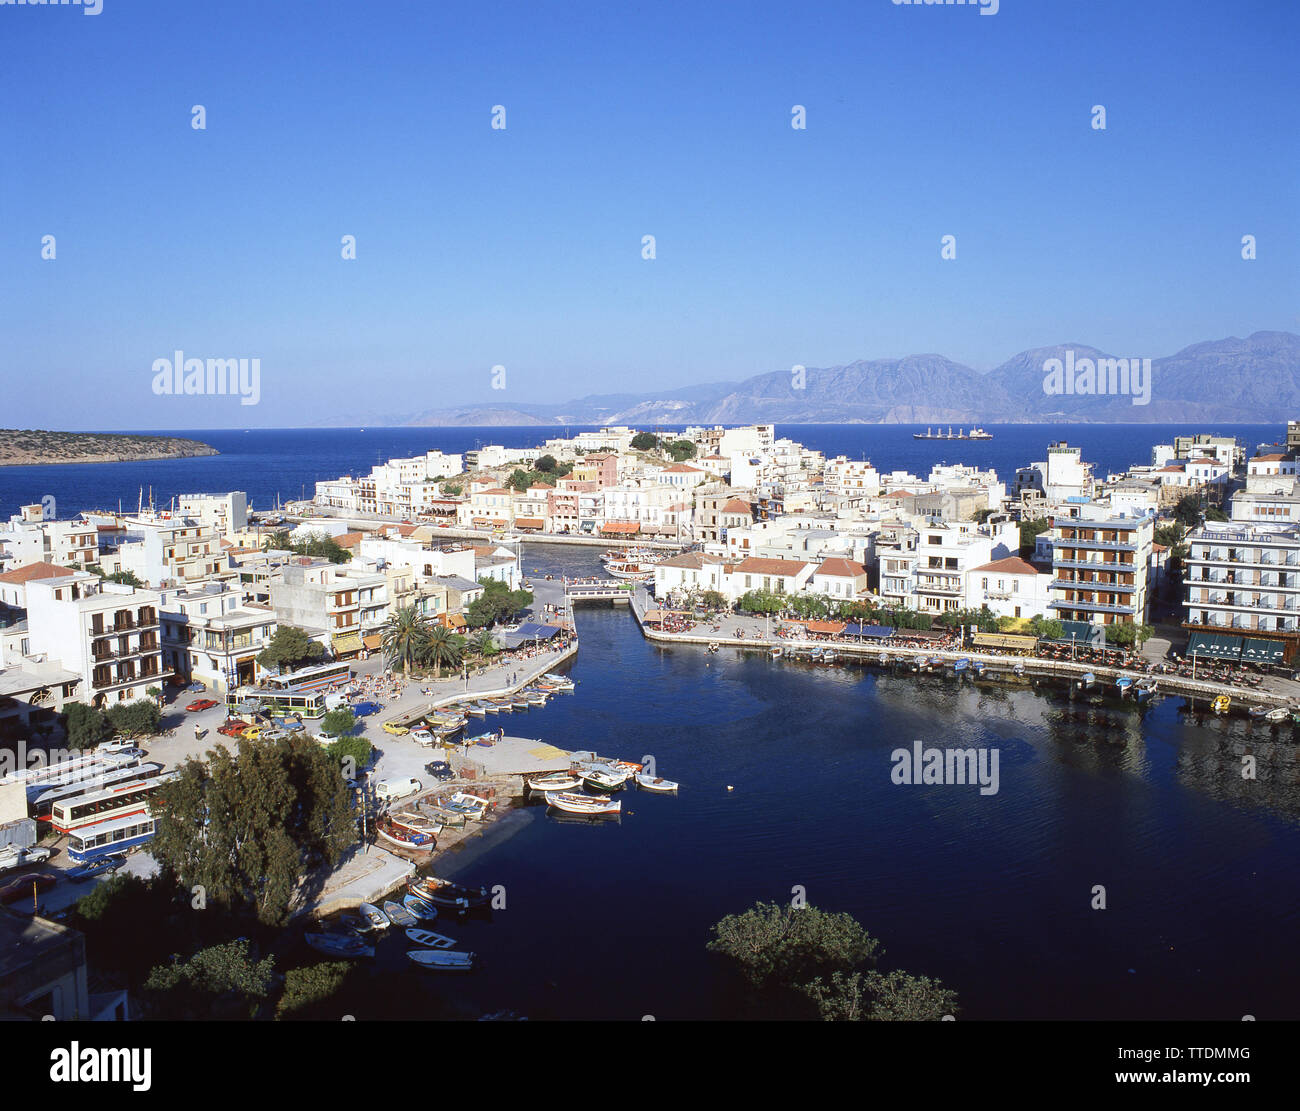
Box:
left=0, top=508, right=98, bottom=570
left=269, top=559, right=388, bottom=659
left=158, top=581, right=277, bottom=691
left=1014, top=442, right=1094, bottom=502
left=25, top=576, right=168, bottom=708
left=1047, top=504, right=1154, bottom=625
left=175, top=492, right=248, bottom=534
left=1182, top=521, right=1300, bottom=663
left=824, top=458, right=881, bottom=497
left=908, top=520, right=1019, bottom=615
left=965, top=556, right=1052, bottom=620
left=116, top=517, right=223, bottom=588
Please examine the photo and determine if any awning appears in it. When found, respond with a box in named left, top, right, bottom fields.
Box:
left=973, top=632, right=1039, bottom=650
left=330, top=633, right=363, bottom=655
left=361, top=634, right=383, bottom=651
left=1240, top=637, right=1284, bottom=664
left=897, top=628, right=948, bottom=641
left=1051, top=620, right=1106, bottom=648
left=438, top=613, right=467, bottom=629
left=1187, top=631, right=1243, bottom=661
left=514, top=518, right=545, bottom=529
left=644, top=609, right=667, bottom=622
left=601, top=522, right=641, bottom=535
left=844, top=623, right=894, bottom=639
left=804, top=620, right=846, bottom=635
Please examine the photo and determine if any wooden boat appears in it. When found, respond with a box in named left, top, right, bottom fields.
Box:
left=1211, top=695, right=1231, bottom=714
left=408, top=876, right=492, bottom=910
left=544, top=791, right=622, bottom=816
left=580, top=767, right=628, bottom=793
left=770, top=646, right=783, bottom=659
left=486, top=697, right=515, bottom=712
left=541, top=673, right=575, bottom=690
left=809, top=647, right=823, bottom=662
left=635, top=772, right=679, bottom=793
left=444, top=792, right=490, bottom=819
left=511, top=698, right=531, bottom=712
left=821, top=650, right=836, bottom=664
left=358, top=902, right=389, bottom=930
left=1264, top=707, right=1289, bottom=723
left=376, top=817, right=438, bottom=851
left=392, top=811, right=442, bottom=835
left=480, top=700, right=501, bottom=714
left=406, top=928, right=458, bottom=949
left=522, top=689, right=549, bottom=706
left=1115, top=676, right=1134, bottom=694
left=466, top=702, right=487, bottom=716
left=1077, top=672, right=1096, bottom=689
left=407, top=949, right=475, bottom=971
left=527, top=771, right=581, bottom=792
left=403, top=893, right=439, bottom=921
left=306, top=932, right=373, bottom=959
left=383, top=899, right=417, bottom=927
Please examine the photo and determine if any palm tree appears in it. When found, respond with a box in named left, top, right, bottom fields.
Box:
left=471, top=629, right=496, bottom=661
left=381, top=604, right=432, bottom=674
left=421, top=625, right=465, bottom=677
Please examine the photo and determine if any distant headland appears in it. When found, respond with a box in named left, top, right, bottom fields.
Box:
left=0, top=429, right=220, bottom=467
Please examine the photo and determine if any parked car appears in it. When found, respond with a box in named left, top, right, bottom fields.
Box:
left=218, top=719, right=250, bottom=737
left=352, top=701, right=380, bottom=717
left=424, top=761, right=454, bottom=782
left=67, top=855, right=127, bottom=883
left=375, top=777, right=421, bottom=802
left=96, top=739, right=138, bottom=755
left=382, top=721, right=409, bottom=736
left=186, top=682, right=206, bottom=693
left=186, top=698, right=219, bottom=712
left=0, top=871, right=58, bottom=904
left=409, top=727, right=434, bottom=745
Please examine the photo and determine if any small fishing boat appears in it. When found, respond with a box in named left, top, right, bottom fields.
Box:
left=1077, top=672, right=1096, bottom=690
left=928, top=656, right=945, bottom=671
left=306, top=932, right=373, bottom=959
left=358, top=902, right=390, bottom=930
left=465, top=702, right=487, bottom=716
left=406, top=927, right=458, bottom=949
left=1012, top=663, right=1026, bottom=678
left=511, top=697, right=531, bottom=712
left=1264, top=707, right=1289, bottom=723
left=972, top=661, right=986, bottom=676
left=1115, top=676, right=1134, bottom=695
left=408, top=876, right=492, bottom=910
left=523, top=689, right=549, bottom=706
left=403, top=894, right=439, bottom=921
left=541, top=673, right=575, bottom=690
left=480, top=700, right=501, bottom=714
left=376, top=816, right=438, bottom=851
left=527, top=771, right=581, bottom=792
left=770, top=646, right=783, bottom=659
left=707, top=642, right=720, bottom=653
left=544, top=791, right=622, bottom=816
left=1211, top=695, right=1231, bottom=715
left=1134, top=679, right=1157, bottom=702
left=580, top=767, right=628, bottom=793
left=953, top=658, right=970, bottom=674
left=383, top=899, right=418, bottom=928
left=635, top=772, right=679, bottom=793
left=407, top=949, right=475, bottom=972
left=809, top=647, right=823, bottom=662
left=444, top=792, right=491, bottom=820
left=822, top=650, right=837, bottom=664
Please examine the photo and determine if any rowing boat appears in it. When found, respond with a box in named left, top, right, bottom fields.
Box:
left=544, top=791, right=622, bottom=816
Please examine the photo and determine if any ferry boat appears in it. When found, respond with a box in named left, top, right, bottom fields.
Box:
left=913, top=426, right=993, bottom=440
left=604, top=559, right=657, bottom=581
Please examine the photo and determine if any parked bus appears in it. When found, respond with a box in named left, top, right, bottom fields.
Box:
left=32, top=761, right=163, bottom=821
left=49, top=774, right=174, bottom=835
left=66, top=812, right=158, bottom=864
left=263, top=661, right=353, bottom=693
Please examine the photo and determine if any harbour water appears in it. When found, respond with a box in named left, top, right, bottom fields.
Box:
left=0, top=423, right=1284, bottom=520
left=349, top=544, right=1300, bottom=1021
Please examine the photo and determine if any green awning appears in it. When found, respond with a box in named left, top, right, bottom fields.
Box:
left=1051, top=620, right=1105, bottom=648
left=1187, top=631, right=1242, bottom=660
left=1240, top=637, right=1284, bottom=664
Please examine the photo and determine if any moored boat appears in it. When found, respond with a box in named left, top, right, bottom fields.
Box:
left=635, top=772, right=679, bottom=793
left=306, top=932, right=373, bottom=959
left=579, top=766, right=628, bottom=793
left=544, top=791, right=622, bottom=816
left=383, top=899, right=418, bottom=927
left=407, top=949, right=475, bottom=972
left=358, top=902, right=389, bottom=930
left=406, top=927, right=458, bottom=949
left=408, top=876, right=492, bottom=910
left=403, top=893, right=439, bottom=921
left=1211, top=695, right=1231, bottom=714
left=527, top=771, right=581, bottom=792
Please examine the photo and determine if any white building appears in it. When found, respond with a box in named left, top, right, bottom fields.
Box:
left=158, top=581, right=276, bottom=692
left=965, top=556, right=1053, bottom=620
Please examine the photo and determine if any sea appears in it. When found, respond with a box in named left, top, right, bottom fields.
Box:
left=0, top=423, right=1286, bottom=521
left=3, top=423, right=1297, bottom=1020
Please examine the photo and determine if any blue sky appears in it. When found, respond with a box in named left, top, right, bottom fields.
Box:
left=1, top=0, right=1297, bottom=428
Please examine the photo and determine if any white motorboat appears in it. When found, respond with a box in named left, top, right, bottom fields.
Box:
left=359, top=902, right=390, bottom=930
left=635, top=772, right=679, bottom=793
left=407, top=949, right=475, bottom=971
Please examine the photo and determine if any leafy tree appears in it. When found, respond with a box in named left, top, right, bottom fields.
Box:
left=142, top=939, right=274, bottom=1020
left=465, top=579, right=534, bottom=629
left=1173, top=493, right=1204, bottom=529
left=104, top=569, right=144, bottom=587
left=700, top=590, right=728, bottom=612
left=861, top=970, right=960, bottom=1021
left=630, top=432, right=659, bottom=451
left=1205, top=506, right=1229, bottom=522
left=324, top=734, right=373, bottom=774
left=471, top=629, right=497, bottom=659
left=266, top=529, right=351, bottom=563
left=1029, top=615, right=1063, bottom=640
left=738, top=590, right=784, bottom=616
left=257, top=625, right=326, bottom=673
left=320, top=707, right=358, bottom=738
left=381, top=604, right=433, bottom=674
left=664, top=440, right=697, bottom=462
left=64, top=701, right=112, bottom=749
left=150, top=736, right=357, bottom=926
left=442, top=483, right=463, bottom=497
left=535, top=454, right=558, bottom=473
left=277, top=961, right=351, bottom=1020
left=1019, top=517, right=1052, bottom=556
left=421, top=625, right=465, bottom=675
left=106, top=699, right=162, bottom=737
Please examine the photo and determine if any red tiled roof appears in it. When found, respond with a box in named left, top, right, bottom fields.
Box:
left=721, top=498, right=752, bottom=514
left=971, top=556, right=1040, bottom=576
left=514, top=518, right=545, bottom=529
left=731, top=556, right=812, bottom=577
left=601, top=521, right=641, bottom=535
left=0, top=561, right=77, bottom=584
left=815, top=557, right=866, bottom=578
left=662, top=464, right=703, bottom=473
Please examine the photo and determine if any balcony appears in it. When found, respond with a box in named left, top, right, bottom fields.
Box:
left=1052, top=557, right=1134, bottom=571
left=91, top=642, right=159, bottom=662
left=1048, top=600, right=1137, bottom=616
left=1056, top=538, right=1138, bottom=553
left=1051, top=579, right=1135, bottom=593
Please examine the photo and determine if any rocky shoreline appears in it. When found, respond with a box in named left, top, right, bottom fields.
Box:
left=0, top=429, right=219, bottom=467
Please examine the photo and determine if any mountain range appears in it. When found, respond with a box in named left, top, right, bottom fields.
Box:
left=398, top=330, right=1300, bottom=427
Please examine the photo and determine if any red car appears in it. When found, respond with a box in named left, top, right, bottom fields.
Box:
left=0, top=871, right=58, bottom=905
left=186, top=699, right=218, bottom=712
left=217, top=718, right=250, bottom=737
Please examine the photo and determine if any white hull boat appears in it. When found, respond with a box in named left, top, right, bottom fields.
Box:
left=527, top=772, right=581, bottom=792
left=635, top=773, right=679, bottom=793
left=306, top=932, right=373, bottom=959
left=407, top=949, right=475, bottom=971
left=544, top=791, right=622, bottom=816
left=406, top=928, right=458, bottom=949
left=383, top=900, right=418, bottom=928
left=359, top=902, right=390, bottom=930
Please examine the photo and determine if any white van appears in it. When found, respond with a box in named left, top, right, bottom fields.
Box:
left=375, top=777, right=421, bottom=802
